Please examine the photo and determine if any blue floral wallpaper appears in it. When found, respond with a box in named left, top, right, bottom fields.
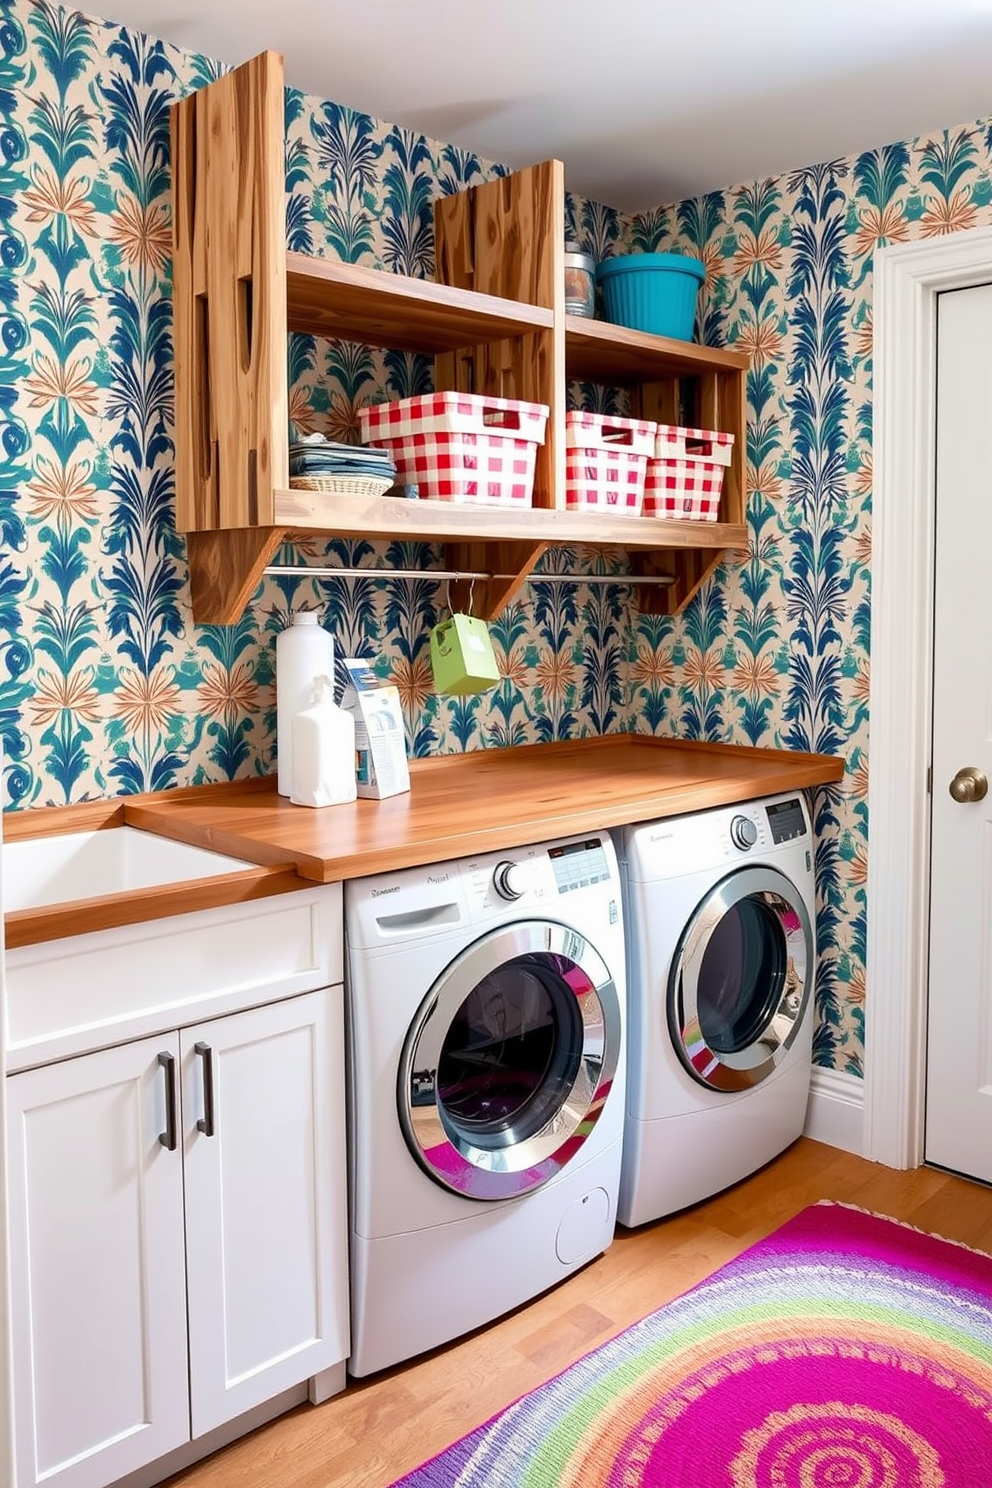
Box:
left=0, top=0, right=631, bottom=814
left=3, top=0, right=989, bottom=1075
left=625, top=136, right=992, bottom=1074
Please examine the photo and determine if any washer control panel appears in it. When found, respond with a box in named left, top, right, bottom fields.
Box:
left=547, top=837, right=611, bottom=894
left=461, top=833, right=619, bottom=919
left=729, top=814, right=759, bottom=851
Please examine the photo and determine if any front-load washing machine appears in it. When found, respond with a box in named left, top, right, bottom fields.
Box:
left=617, top=791, right=816, bottom=1228
left=345, top=831, right=626, bottom=1376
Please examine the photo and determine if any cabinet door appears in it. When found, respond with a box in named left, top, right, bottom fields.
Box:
left=182, top=987, right=349, bottom=1437
left=6, top=1037, right=189, bottom=1488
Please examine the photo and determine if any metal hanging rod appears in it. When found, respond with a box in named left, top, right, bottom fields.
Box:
left=263, top=565, right=676, bottom=587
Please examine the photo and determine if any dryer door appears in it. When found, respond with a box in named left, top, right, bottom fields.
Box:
left=398, top=920, right=621, bottom=1201
left=668, top=865, right=813, bottom=1092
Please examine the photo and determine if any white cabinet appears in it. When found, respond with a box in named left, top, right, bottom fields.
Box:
left=183, top=991, right=348, bottom=1435
left=6, top=1034, right=189, bottom=1488
left=6, top=987, right=349, bottom=1488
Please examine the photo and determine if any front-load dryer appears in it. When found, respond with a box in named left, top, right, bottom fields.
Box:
left=345, top=831, right=626, bottom=1376
left=617, top=791, right=816, bottom=1228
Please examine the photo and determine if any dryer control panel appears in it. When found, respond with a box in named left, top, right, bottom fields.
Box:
left=622, top=790, right=812, bottom=882
left=766, top=797, right=808, bottom=844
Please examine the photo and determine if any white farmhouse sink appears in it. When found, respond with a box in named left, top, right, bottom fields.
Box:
left=4, top=826, right=255, bottom=913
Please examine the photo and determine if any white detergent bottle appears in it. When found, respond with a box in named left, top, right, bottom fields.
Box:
left=276, top=611, right=334, bottom=796
left=290, top=674, right=358, bottom=808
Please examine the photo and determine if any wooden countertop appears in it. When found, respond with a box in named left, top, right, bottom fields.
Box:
left=4, top=736, right=844, bottom=947
left=128, top=735, right=844, bottom=881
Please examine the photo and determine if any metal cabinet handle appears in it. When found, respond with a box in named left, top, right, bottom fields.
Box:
left=949, top=766, right=988, bottom=803
left=158, top=1052, right=178, bottom=1150
left=194, top=1041, right=216, bottom=1137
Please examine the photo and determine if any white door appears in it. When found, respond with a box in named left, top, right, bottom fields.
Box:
left=925, top=281, right=992, bottom=1180
left=182, top=987, right=349, bottom=1437
left=6, top=1036, right=190, bottom=1488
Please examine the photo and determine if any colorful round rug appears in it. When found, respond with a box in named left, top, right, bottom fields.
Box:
left=393, top=1202, right=992, bottom=1487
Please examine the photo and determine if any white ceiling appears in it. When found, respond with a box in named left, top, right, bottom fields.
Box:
left=88, top=0, right=992, bottom=210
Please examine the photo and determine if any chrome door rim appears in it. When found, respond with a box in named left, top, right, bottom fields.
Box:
left=398, top=919, right=621, bottom=1200
left=668, top=866, right=812, bottom=1092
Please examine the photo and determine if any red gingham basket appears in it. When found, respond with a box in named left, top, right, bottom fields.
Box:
left=643, top=424, right=735, bottom=521
left=564, top=411, right=656, bottom=516
left=357, top=393, right=549, bottom=507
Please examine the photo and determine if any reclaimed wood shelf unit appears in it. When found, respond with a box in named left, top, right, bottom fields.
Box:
left=170, top=50, right=750, bottom=625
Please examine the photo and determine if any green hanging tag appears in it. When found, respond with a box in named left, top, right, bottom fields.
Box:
left=429, top=613, right=500, bottom=696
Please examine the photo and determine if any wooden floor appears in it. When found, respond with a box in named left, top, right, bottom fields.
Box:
left=162, top=1139, right=992, bottom=1488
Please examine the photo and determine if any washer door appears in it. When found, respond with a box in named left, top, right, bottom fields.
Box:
left=668, top=866, right=813, bottom=1092
left=398, top=920, right=621, bottom=1201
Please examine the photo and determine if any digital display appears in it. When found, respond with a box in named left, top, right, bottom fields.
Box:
left=548, top=838, right=610, bottom=892
left=766, top=798, right=807, bottom=844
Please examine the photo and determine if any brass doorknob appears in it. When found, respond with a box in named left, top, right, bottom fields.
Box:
left=949, top=766, right=989, bottom=803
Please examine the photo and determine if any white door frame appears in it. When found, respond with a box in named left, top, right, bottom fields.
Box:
left=866, top=225, right=992, bottom=1167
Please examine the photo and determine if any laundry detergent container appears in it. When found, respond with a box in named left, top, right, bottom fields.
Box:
left=596, top=252, right=705, bottom=341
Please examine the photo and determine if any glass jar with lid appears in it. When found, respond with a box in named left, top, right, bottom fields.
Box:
left=564, top=241, right=596, bottom=318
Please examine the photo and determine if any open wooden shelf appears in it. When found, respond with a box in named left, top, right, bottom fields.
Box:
left=274, top=487, right=746, bottom=550
left=171, top=50, right=752, bottom=626
left=285, top=254, right=553, bottom=351
left=565, top=314, right=749, bottom=385
left=283, top=259, right=747, bottom=389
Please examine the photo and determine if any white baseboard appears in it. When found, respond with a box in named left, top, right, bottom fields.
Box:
left=804, top=1067, right=865, bottom=1156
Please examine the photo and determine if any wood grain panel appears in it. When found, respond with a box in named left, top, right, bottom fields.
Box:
left=698, top=372, right=719, bottom=430
left=720, top=365, right=749, bottom=526
left=171, top=82, right=199, bottom=530
left=170, top=51, right=287, bottom=532
left=128, top=736, right=845, bottom=885
left=434, top=163, right=563, bottom=305
left=637, top=379, right=681, bottom=426
left=185, top=526, right=289, bottom=624
left=434, top=161, right=565, bottom=513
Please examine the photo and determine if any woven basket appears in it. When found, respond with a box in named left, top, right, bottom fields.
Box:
left=289, top=473, right=395, bottom=498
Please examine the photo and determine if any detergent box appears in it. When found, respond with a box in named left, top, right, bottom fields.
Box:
left=340, top=658, right=410, bottom=800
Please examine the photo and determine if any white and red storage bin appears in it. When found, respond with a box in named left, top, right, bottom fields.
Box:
left=643, top=423, right=734, bottom=521
left=564, top=411, right=656, bottom=516
left=358, top=392, right=549, bottom=507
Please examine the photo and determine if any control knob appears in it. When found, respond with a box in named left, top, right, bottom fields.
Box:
left=493, top=860, right=533, bottom=900
left=730, top=815, right=758, bottom=851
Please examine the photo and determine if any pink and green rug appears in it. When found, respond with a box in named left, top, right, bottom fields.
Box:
left=392, top=1201, right=992, bottom=1487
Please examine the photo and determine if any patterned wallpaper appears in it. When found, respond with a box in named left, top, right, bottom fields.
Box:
left=3, top=0, right=990, bottom=1075
left=0, top=0, right=631, bottom=815
left=627, top=130, right=992, bottom=1075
